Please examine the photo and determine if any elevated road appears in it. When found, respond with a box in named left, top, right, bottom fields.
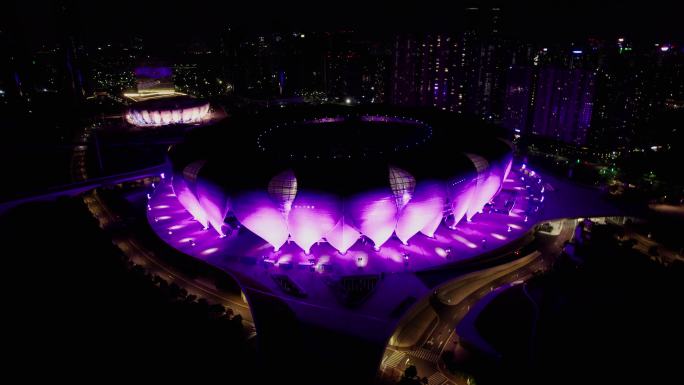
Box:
left=0, top=164, right=167, bottom=214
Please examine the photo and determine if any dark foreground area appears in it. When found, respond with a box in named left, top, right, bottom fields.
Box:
left=3, top=196, right=683, bottom=384
left=461, top=223, right=684, bottom=385
left=2, top=197, right=256, bottom=380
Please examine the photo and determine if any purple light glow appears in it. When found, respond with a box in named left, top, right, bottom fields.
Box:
left=395, top=181, right=445, bottom=243
left=147, top=165, right=537, bottom=275
left=325, top=216, right=361, bottom=254
left=202, top=247, right=219, bottom=255
left=161, top=152, right=515, bottom=256
left=503, top=158, right=513, bottom=181
left=348, top=189, right=398, bottom=249
left=448, top=176, right=477, bottom=226
left=355, top=252, right=368, bottom=268
left=172, top=174, right=209, bottom=229
left=466, top=155, right=503, bottom=220
left=287, top=191, right=340, bottom=254
left=196, top=180, right=231, bottom=237
left=466, top=154, right=488, bottom=220
left=233, top=191, right=290, bottom=251
left=134, top=66, right=172, bottom=79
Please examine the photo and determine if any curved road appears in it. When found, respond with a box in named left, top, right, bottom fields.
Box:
left=71, top=121, right=255, bottom=328
left=379, top=218, right=576, bottom=385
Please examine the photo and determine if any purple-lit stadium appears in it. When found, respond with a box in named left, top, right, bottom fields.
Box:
left=125, top=95, right=211, bottom=127
left=146, top=106, right=537, bottom=276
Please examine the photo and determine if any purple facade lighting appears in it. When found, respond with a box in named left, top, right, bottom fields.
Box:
left=447, top=176, right=477, bottom=225
left=325, top=216, right=361, bottom=254
left=419, top=183, right=447, bottom=238
left=134, top=66, right=173, bottom=79
left=287, top=192, right=340, bottom=254
left=163, top=163, right=508, bottom=254
left=196, top=180, right=230, bottom=237
left=233, top=191, right=289, bottom=251
left=531, top=68, right=595, bottom=145
left=160, top=108, right=514, bottom=255
left=503, top=158, right=513, bottom=181
left=466, top=154, right=500, bottom=220
left=147, top=163, right=534, bottom=277
left=395, top=181, right=446, bottom=243
left=172, top=175, right=208, bottom=229
left=164, top=161, right=511, bottom=253
left=348, top=189, right=399, bottom=249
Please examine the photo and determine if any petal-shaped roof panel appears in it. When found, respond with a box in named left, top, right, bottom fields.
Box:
left=233, top=191, right=289, bottom=251
left=287, top=191, right=342, bottom=254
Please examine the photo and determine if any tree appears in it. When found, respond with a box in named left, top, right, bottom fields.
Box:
left=398, top=365, right=423, bottom=385
left=622, top=238, right=638, bottom=249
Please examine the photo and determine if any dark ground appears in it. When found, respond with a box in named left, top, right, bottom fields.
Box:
left=2, top=197, right=256, bottom=381
left=468, top=224, right=684, bottom=385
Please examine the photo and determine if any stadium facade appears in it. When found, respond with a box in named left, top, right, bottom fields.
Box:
left=161, top=105, right=513, bottom=255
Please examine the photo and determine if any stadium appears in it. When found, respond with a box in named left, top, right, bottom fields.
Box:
left=146, top=105, right=539, bottom=276
left=139, top=104, right=549, bottom=383
left=125, top=94, right=211, bottom=127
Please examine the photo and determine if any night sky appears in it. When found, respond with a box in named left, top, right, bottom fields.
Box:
left=8, top=0, right=684, bottom=49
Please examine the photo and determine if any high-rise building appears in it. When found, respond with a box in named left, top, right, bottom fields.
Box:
left=453, top=6, right=507, bottom=119
left=389, top=34, right=420, bottom=106
left=324, top=32, right=389, bottom=103
left=389, top=7, right=509, bottom=118
left=590, top=39, right=679, bottom=148
left=360, top=43, right=388, bottom=103
left=531, top=67, right=595, bottom=145
left=389, top=33, right=458, bottom=110
left=216, top=30, right=385, bottom=102
left=501, top=66, right=532, bottom=134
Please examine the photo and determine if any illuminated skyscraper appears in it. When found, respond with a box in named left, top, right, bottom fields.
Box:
left=531, top=67, right=595, bottom=145
left=390, top=7, right=508, bottom=118
left=502, top=66, right=533, bottom=134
